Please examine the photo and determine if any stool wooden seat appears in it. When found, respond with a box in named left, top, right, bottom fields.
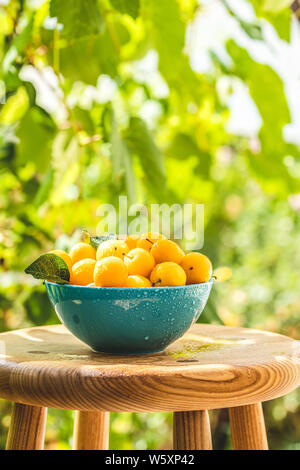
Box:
left=0, top=324, right=299, bottom=450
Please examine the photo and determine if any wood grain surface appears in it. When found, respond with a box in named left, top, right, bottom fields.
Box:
left=73, top=410, right=110, bottom=450
left=229, top=403, right=268, bottom=450
left=6, top=403, right=47, bottom=450
left=0, top=324, right=299, bottom=412
left=173, top=410, right=212, bottom=450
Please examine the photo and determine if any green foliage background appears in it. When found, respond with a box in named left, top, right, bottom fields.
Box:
left=0, top=0, right=299, bottom=450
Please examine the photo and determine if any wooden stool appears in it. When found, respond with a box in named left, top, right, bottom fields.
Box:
left=0, top=324, right=299, bottom=450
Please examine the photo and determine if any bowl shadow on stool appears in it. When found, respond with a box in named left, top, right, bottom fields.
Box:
left=45, top=279, right=213, bottom=355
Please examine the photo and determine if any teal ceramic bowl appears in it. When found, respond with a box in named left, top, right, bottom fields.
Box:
left=45, top=280, right=213, bottom=355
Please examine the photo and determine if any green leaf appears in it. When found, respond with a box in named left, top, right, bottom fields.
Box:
left=222, top=0, right=263, bottom=40
left=124, top=116, right=166, bottom=193
left=114, top=21, right=131, bottom=45
left=50, top=0, right=104, bottom=39
left=0, top=124, right=17, bottom=165
left=110, top=0, right=140, bottom=19
left=168, top=133, right=202, bottom=158
left=72, top=106, right=95, bottom=135
left=34, top=168, right=54, bottom=208
left=16, top=106, right=56, bottom=173
left=227, top=40, right=290, bottom=139
left=141, top=0, right=184, bottom=79
left=227, top=40, right=299, bottom=193
left=168, top=133, right=211, bottom=177
left=81, top=230, right=117, bottom=250
left=140, top=0, right=200, bottom=98
left=2, top=15, right=34, bottom=75
left=25, top=253, right=70, bottom=284
left=59, top=31, right=119, bottom=84
left=249, top=0, right=291, bottom=41
left=262, top=0, right=292, bottom=12
left=50, top=132, right=80, bottom=205
left=239, top=21, right=263, bottom=40
left=110, top=110, right=137, bottom=203
left=0, top=86, right=29, bottom=124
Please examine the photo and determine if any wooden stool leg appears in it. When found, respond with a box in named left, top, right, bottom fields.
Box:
left=73, top=411, right=110, bottom=450
left=229, top=403, right=268, bottom=450
left=6, top=403, right=47, bottom=450
left=173, top=410, right=212, bottom=450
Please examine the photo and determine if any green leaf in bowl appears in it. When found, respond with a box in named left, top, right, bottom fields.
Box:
left=81, top=230, right=117, bottom=250
left=25, top=253, right=70, bottom=284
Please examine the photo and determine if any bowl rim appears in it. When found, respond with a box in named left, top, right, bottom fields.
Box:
left=45, top=278, right=214, bottom=292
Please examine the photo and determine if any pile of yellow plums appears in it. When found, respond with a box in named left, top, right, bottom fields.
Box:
left=50, top=233, right=213, bottom=288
